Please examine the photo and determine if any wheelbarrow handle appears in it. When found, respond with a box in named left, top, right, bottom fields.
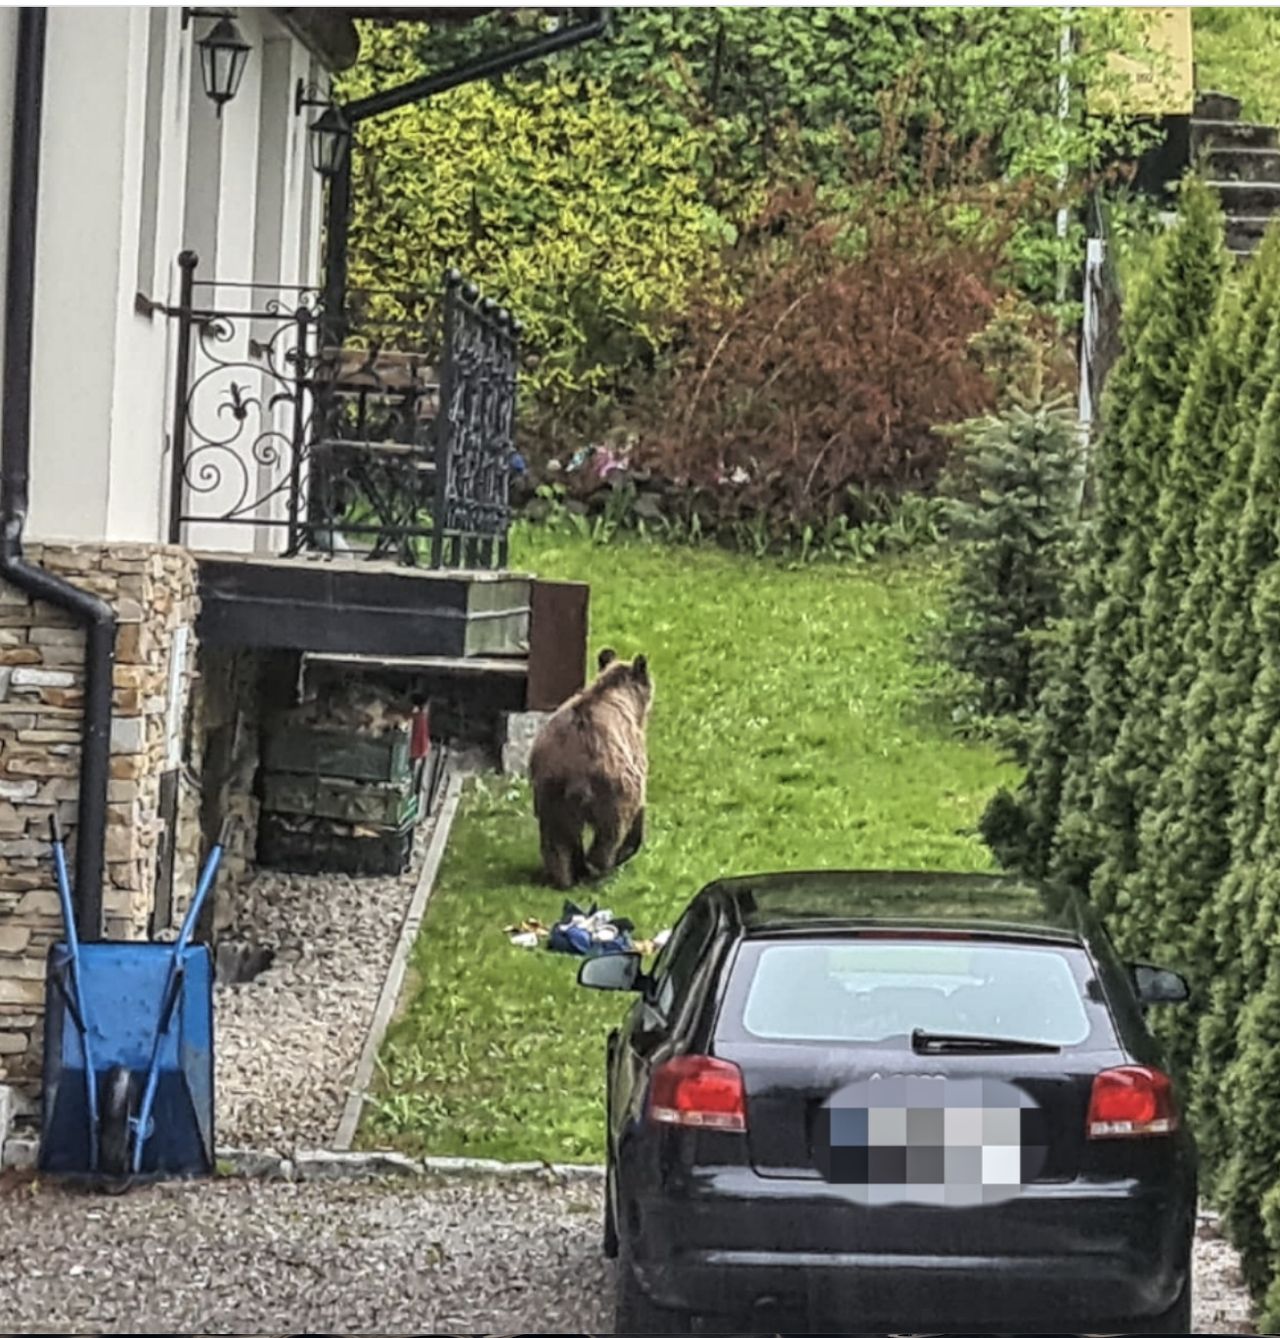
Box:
left=134, top=826, right=227, bottom=1176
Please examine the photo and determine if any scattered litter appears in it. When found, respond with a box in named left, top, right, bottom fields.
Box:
left=505, top=912, right=672, bottom=957
left=505, top=917, right=548, bottom=949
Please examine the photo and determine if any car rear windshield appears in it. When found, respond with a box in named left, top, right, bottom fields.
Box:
left=735, top=937, right=1100, bottom=1048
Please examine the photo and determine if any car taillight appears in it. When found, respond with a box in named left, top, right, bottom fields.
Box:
left=648, top=1055, right=747, bottom=1132
left=1086, top=1065, right=1179, bottom=1139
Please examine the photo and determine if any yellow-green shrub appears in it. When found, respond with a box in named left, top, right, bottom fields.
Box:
left=338, top=23, right=734, bottom=447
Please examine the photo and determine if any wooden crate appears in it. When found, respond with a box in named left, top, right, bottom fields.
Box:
left=259, top=771, right=418, bottom=827
left=261, top=723, right=412, bottom=784
left=257, top=811, right=416, bottom=878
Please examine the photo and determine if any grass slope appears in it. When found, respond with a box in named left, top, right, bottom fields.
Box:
left=360, top=531, right=1016, bottom=1162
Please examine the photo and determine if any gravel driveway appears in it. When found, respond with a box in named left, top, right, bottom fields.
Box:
left=214, top=851, right=426, bottom=1148
left=0, top=1172, right=1254, bottom=1334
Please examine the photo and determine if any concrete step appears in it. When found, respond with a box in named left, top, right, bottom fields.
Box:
left=1196, top=90, right=1244, bottom=122
left=1224, top=215, right=1277, bottom=253
left=1192, top=119, right=1278, bottom=152
left=1206, top=145, right=1280, bottom=184
left=1205, top=179, right=1280, bottom=214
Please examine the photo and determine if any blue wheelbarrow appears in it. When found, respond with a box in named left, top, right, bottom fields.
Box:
left=38, top=816, right=226, bottom=1190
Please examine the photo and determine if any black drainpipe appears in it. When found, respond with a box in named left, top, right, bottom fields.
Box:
left=322, top=8, right=612, bottom=331
left=0, top=6, right=116, bottom=941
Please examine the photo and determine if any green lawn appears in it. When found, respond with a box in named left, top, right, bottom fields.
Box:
left=358, top=529, right=1017, bottom=1162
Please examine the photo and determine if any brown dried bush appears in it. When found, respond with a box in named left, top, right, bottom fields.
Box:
left=629, top=123, right=1050, bottom=541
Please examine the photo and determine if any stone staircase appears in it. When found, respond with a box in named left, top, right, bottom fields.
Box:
left=1192, top=91, right=1280, bottom=256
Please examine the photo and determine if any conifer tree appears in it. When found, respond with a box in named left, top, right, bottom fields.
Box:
left=982, top=184, right=1228, bottom=883
left=1132, top=233, right=1280, bottom=1069
left=1051, top=181, right=1226, bottom=903
left=939, top=399, right=1082, bottom=736
left=1187, top=320, right=1280, bottom=1168
left=1102, top=284, right=1244, bottom=947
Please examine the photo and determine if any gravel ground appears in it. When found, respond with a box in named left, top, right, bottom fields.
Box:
left=0, top=1173, right=1254, bottom=1335
left=213, top=846, right=425, bottom=1149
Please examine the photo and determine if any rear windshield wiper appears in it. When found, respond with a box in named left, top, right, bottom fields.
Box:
left=911, top=1027, right=1061, bottom=1055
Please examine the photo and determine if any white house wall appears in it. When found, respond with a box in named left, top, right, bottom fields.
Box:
left=105, top=6, right=177, bottom=546
left=180, top=8, right=321, bottom=556
left=26, top=6, right=329, bottom=551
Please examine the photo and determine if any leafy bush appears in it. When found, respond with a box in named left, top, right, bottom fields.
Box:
left=626, top=133, right=1039, bottom=546
left=399, top=8, right=1152, bottom=296
left=1193, top=7, right=1280, bottom=125
left=338, top=26, right=729, bottom=447
left=521, top=476, right=950, bottom=565
left=339, top=9, right=1154, bottom=450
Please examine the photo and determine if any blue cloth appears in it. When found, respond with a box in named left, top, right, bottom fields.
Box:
left=546, top=900, right=635, bottom=958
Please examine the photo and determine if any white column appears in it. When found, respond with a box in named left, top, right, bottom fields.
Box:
left=28, top=7, right=133, bottom=543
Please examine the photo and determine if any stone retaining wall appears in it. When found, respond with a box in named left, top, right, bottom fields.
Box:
left=0, top=543, right=200, bottom=1088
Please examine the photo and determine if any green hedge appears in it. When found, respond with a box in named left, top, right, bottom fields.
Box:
left=986, top=183, right=1280, bottom=1327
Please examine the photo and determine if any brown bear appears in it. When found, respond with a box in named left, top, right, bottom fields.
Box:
left=529, top=647, right=653, bottom=890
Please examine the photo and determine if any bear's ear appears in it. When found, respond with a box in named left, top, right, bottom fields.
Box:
left=597, top=648, right=617, bottom=672
left=632, top=654, right=649, bottom=684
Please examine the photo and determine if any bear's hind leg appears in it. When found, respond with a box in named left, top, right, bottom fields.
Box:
left=540, top=816, right=583, bottom=890
left=615, top=807, right=645, bottom=867
left=585, top=811, right=625, bottom=879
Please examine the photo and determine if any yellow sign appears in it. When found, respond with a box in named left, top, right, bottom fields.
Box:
left=1096, top=7, right=1194, bottom=117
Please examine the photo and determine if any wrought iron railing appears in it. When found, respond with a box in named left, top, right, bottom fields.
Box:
left=165, top=252, right=521, bottom=568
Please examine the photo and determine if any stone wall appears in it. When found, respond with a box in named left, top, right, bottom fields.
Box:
left=187, top=646, right=281, bottom=938
left=0, top=543, right=200, bottom=1088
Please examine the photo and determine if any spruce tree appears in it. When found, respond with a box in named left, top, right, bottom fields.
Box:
left=940, top=399, right=1082, bottom=738
left=1050, top=179, right=1226, bottom=896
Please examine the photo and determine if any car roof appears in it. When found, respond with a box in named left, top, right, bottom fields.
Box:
left=698, top=870, right=1090, bottom=946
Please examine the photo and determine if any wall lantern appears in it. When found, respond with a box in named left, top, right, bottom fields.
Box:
left=183, top=8, right=251, bottom=118
left=296, top=80, right=352, bottom=178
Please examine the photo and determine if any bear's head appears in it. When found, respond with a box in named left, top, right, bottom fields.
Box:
left=594, top=647, right=653, bottom=718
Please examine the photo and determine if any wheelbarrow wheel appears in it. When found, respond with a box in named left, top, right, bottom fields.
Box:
left=99, top=1065, right=135, bottom=1190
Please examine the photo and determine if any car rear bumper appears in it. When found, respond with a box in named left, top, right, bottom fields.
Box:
left=628, top=1169, right=1193, bottom=1331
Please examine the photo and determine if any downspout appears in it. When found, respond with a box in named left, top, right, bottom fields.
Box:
left=322, top=7, right=612, bottom=328
left=0, top=6, right=116, bottom=940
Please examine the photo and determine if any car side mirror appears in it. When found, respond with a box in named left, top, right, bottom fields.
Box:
left=578, top=951, right=645, bottom=993
left=1130, top=962, right=1190, bottom=1006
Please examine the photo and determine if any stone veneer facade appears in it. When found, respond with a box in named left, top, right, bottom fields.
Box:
left=0, top=543, right=201, bottom=1090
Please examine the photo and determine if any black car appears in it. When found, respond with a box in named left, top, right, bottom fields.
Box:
left=578, top=870, right=1197, bottom=1335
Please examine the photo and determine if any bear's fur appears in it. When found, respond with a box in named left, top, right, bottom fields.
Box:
left=529, top=647, right=653, bottom=890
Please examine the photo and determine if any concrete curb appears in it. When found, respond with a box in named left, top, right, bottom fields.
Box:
left=3, top=1129, right=604, bottom=1182
left=334, top=770, right=464, bottom=1150
left=2, top=1135, right=606, bottom=1184
left=215, top=1147, right=605, bottom=1183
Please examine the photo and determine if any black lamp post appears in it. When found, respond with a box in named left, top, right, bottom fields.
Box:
left=183, top=8, right=251, bottom=118
left=296, top=80, right=352, bottom=178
